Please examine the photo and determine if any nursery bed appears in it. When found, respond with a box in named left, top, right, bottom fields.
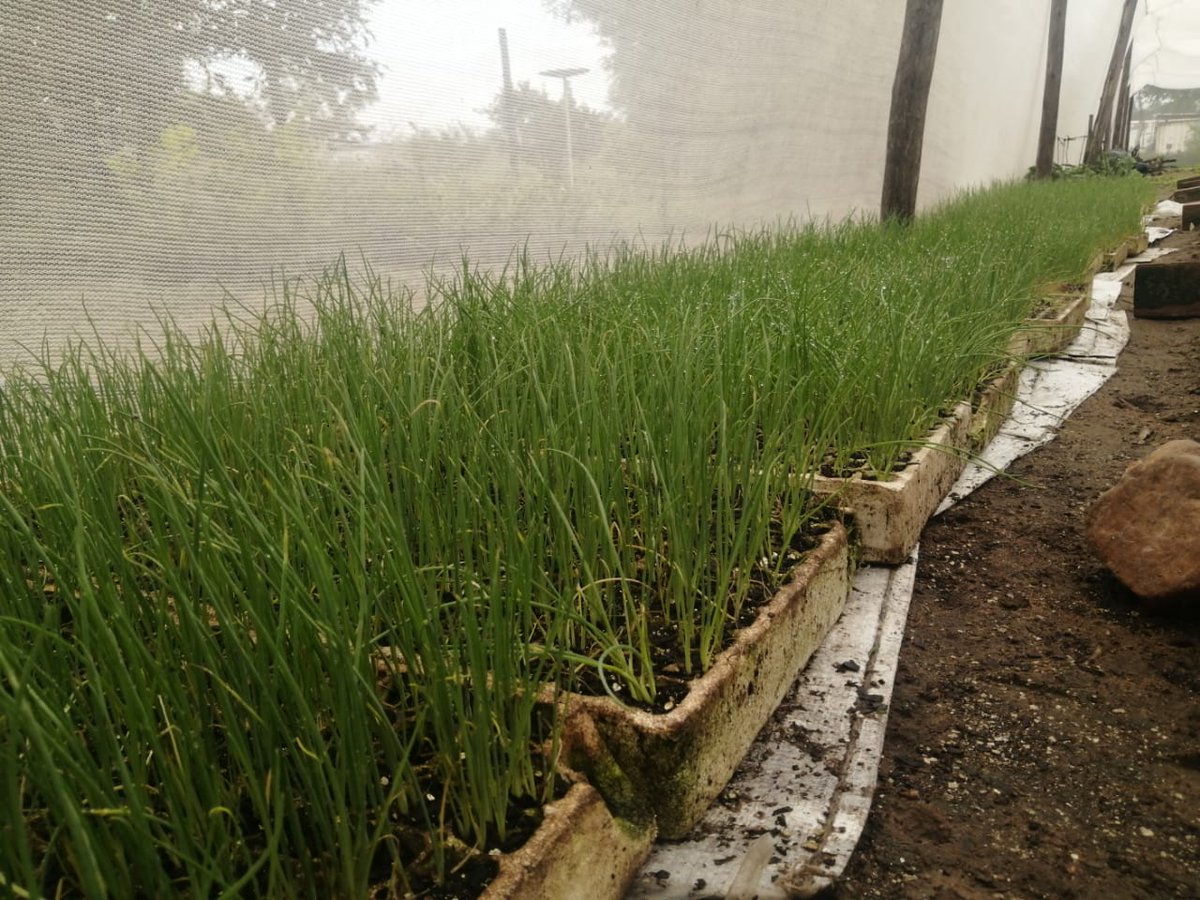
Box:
left=811, top=404, right=971, bottom=565
left=0, top=179, right=1156, bottom=897
left=626, top=235, right=1170, bottom=899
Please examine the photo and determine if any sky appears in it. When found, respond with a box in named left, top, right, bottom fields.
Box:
left=357, top=0, right=613, bottom=137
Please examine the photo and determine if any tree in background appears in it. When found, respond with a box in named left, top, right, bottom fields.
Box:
left=545, top=0, right=863, bottom=227
left=2, top=0, right=378, bottom=153
left=483, top=82, right=615, bottom=183
left=545, top=0, right=741, bottom=219
left=0, top=0, right=378, bottom=263
left=1134, top=85, right=1200, bottom=117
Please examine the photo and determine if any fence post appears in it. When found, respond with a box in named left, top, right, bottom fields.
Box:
left=1035, top=0, right=1069, bottom=178
left=1084, top=0, right=1138, bottom=166
left=881, top=0, right=945, bottom=222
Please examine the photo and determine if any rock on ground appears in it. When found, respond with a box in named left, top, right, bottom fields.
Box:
left=1086, top=439, right=1200, bottom=600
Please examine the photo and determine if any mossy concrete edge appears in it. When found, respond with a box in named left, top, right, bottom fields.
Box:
left=812, top=404, right=972, bottom=565
left=559, top=524, right=853, bottom=839
left=483, top=781, right=655, bottom=900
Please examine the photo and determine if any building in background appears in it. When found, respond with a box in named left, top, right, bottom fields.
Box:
left=1129, top=114, right=1200, bottom=162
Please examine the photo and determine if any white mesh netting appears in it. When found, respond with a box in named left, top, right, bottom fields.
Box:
left=1, top=1, right=1196, bottom=362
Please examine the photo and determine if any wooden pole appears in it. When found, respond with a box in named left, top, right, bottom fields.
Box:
left=1113, top=42, right=1133, bottom=150
left=881, top=0, right=945, bottom=222
left=498, top=28, right=520, bottom=168
left=1122, top=97, right=1135, bottom=152
left=1084, top=0, right=1139, bottom=166
left=1035, top=0, right=1069, bottom=178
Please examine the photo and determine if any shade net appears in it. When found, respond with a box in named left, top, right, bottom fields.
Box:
left=0, top=0, right=1192, bottom=363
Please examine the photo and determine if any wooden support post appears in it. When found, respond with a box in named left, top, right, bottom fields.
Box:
left=497, top=28, right=520, bottom=171
left=1035, top=0, right=1069, bottom=178
left=881, top=0, right=945, bottom=222
left=1113, top=42, right=1133, bottom=150
left=1084, top=0, right=1138, bottom=166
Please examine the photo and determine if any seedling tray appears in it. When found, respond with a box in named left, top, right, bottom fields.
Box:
left=558, top=524, right=852, bottom=839
left=811, top=404, right=972, bottom=565
left=483, top=782, right=655, bottom=900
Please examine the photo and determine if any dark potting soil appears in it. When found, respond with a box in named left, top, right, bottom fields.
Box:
left=367, top=783, right=561, bottom=899
left=568, top=520, right=835, bottom=714
left=819, top=448, right=915, bottom=480
left=371, top=853, right=498, bottom=900
left=1029, top=283, right=1086, bottom=319
left=836, top=220, right=1200, bottom=899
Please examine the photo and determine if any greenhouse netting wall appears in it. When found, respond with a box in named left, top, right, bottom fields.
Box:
left=0, top=0, right=1196, bottom=361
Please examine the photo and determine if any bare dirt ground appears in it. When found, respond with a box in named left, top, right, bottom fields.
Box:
left=836, top=223, right=1200, bottom=899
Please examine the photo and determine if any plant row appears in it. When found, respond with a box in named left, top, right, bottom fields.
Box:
left=0, top=176, right=1153, bottom=896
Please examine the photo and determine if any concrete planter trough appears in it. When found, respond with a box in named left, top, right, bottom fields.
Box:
left=969, top=362, right=1022, bottom=451
left=811, top=403, right=972, bottom=565
left=482, top=781, right=655, bottom=900
left=1014, top=235, right=1143, bottom=359
left=810, top=348, right=1030, bottom=567
left=557, top=523, right=853, bottom=839
left=483, top=231, right=1142, bottom=892
left=1102, top=233, right=1149, bottom=271
left=1012, top=287, right=1091, bottom=358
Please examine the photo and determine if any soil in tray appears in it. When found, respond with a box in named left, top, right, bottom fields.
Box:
left=377, top=795, right=545, bottom=900
left=814, top=401, right=971, bottom=483
left=568, top=519, right=838, bottom=715
left=375, top=834, right=500, bottom=900
left=818, top=448, right=915, bottom=481
left=1029, top=283, right=1087, bottom=319
left=365, top=759, right=610, bottom=900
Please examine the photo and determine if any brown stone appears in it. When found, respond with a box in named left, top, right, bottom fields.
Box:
left=1086, top=440, right=1200, bottom=599
left=1177, top=175, right=1200, bottom=190
left=1173, top=186, right=1200, bottom=204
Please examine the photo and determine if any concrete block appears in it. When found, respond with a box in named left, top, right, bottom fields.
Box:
left=484, top=782, right=655, bottom=900
left=559, top=526, right=852, bottom=839
left=1011, top=290, right=1090, bottom=358
left=1183, top=203, right=1200, bottom=232
left=1134, top=260, right=1200, bottom=319
left=812, top=403, right=972, bottom=565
